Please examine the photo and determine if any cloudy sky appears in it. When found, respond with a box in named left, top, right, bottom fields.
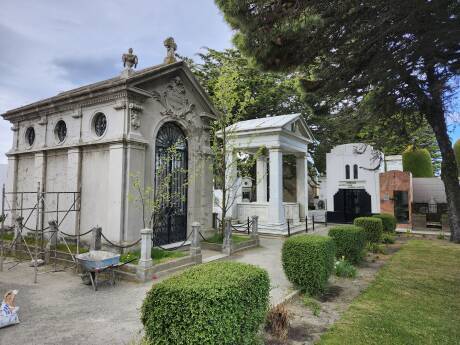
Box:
left=0, top=1, right=458, bottom=164
left=0, top=0, right=233, bottom=163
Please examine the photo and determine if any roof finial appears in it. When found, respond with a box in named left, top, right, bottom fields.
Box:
left=163, top=37, right=177, bottom=64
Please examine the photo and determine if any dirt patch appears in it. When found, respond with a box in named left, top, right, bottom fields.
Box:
left=263, top=239, right=404, bottom=345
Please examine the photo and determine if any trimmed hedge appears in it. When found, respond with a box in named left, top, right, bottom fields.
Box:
left=141, top=261, right=269, bottom=345
left=354, top=217, right=383, bottom=243
left=402, top=145, right=434, bottom=177
left=372, top=213, right=397, bottom=232
left=328, top=225, right=366, bottom=264
left=282, top=235, right=335, bottom=295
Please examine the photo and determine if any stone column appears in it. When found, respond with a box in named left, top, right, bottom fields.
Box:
left=5, top=155, right=18, bottom=227
left=45, top=220, right=59, bottom=263
left=222, top=218, right=232, bottom=255
left=107, top=143, right=125, bottom=243
left=66, top=148, right=81, bottom=236
left=296, top=153, right=309, bottom=220
left=268, top=148, right=285, bottom=225
left=256, top=156, right=267, bottom=203
left=34, top=152, right=46, bottom=231
left=13, top=216, right=23, bottom=252
left=251, top=215, right=259, bottom=244
left=190, top=222, right=202, bottom=263
left=90, top=227, right=102, bottom=251
left=137, top=228, right=153, bottom=281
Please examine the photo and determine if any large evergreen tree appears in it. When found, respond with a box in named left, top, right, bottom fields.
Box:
left=215, top=0, right=460, bottom=242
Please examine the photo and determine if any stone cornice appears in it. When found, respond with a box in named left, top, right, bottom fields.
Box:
left=2, top=87, right=128, bottom=122
left=5, top=135, right=148, bottom=156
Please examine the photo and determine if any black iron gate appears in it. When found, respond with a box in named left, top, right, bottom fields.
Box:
left=329, top=188, right=372, bottom=223
left=154, top=122, right=188, bottom=245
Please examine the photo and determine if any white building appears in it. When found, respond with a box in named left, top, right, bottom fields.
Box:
left=215, top=114, right=314, bottom=233
left=323, top=143, right=383, bottom=223
left=1, top=43, right=216, bottom=245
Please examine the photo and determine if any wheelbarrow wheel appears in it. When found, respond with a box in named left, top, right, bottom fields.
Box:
left=81, top=272, right=92, bottom=285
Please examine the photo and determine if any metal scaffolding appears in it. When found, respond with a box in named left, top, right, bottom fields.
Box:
left=0, top=183, right=81, bottom=283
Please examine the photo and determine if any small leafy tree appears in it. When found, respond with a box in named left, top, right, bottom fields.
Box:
left=129, top=141, right=187, bottom=244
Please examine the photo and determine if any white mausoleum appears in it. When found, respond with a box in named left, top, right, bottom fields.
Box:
left=216, top=114, right=314, bottom=233
left=2, top=42, right=217, bottom=245
left=320, top=143, right=383, bottom=223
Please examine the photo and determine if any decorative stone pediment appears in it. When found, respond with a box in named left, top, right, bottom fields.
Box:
left=151, top=76, right=195, bottom=119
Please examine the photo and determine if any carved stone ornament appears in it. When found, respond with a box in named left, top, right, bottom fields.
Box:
left=151, top=76, right=195, bottom=119
left=122, top=48, right=138, bottom=69
left=129, top=103, right=143, bottom=130
left=113, top=101, right=127, bottom=110
left=71, top=108, right=82, bottom=119
left=38, top=115, right=48, bottom=125
left=11, top=123, right=19, bottom=132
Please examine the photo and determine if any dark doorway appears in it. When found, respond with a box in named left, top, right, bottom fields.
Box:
left=154, top=122, right=188, bottom=245
left=329, top=189, right=372, bottom=223
left=394, top=191, right=409, bottom=224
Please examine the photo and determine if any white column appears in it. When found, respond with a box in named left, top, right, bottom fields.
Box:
left=66, top=148, right=81, bottom=235
left=268, top=148, right=285, bottom=225
left=296, top=153, right=309, bottom=220
left=107, top=143, right=125, bottom=242
left=256, top=156, right=267, bottom=203
left=5, top=156, right=18, bottom=226
left=34, top=151, right=46, bottom=189
left=34, top=152, right=46, bottom=233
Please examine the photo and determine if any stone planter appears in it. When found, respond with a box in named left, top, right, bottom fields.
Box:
left=201, top=237, right=258, bottom=255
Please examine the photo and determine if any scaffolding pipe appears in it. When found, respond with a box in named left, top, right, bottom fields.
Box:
left=34, top=182, right=40, bottom=284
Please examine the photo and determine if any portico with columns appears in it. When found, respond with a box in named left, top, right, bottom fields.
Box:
left=219, top=114, right=314, bottom=234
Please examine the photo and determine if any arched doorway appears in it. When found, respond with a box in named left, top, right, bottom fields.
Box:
left=155, top=122, right=188, bottom=245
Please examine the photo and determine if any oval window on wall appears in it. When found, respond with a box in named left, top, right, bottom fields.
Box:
left=25, top=127, right=35, bottom=146
left=55, top=120, right=67, bottom=143
left=93, top=113, right=107, bottom=137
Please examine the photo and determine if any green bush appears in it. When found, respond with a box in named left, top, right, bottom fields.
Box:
left=354, top=217, right=383, bottom=243
left=367, top=242, right=386, bottom=254
left=402, top=145, right=434, bottom=177
left=328, top=225, right=366, bottom=264
left=334, top=258, right=357, bottom=278
left=372, top=213, right=397, bottom=232
left=141, top=261, right=269, bottom=345
left=382, top=233, right=396, bottom=244
left=282, top=235, right=335, bottom=295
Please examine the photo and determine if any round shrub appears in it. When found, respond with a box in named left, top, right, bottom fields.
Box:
left=141, top=261, right=269, bottom=345
left=328, top=225, right=366, bottom=264
left=353, top=217, right=383, bottom=243
left=282, top=235, right=335, bottom=295
left=372, top=213, right=397, bottom=232
left=402, top=145, right=434, bottom=177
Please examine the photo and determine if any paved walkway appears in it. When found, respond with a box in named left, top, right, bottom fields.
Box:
left=0, top=226, right=331, bottom=345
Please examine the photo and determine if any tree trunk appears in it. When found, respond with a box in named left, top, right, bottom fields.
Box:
left=425, top=107, right=460, bottom=243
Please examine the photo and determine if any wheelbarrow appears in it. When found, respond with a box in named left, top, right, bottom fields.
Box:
left=76, top=250, right=133, bottom=291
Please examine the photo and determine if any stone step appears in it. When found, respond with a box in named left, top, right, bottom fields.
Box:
left=202, top=253, right=229, bottom=263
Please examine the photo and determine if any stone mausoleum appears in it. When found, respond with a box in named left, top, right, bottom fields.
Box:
left=2, top=39, right=216, bottom=245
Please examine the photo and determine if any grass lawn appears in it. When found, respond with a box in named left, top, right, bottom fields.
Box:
left=120, top=247, right=187, bottom=265
left=319, top=240, right=460, bottom=345
left=203, top=233, right=250, bottom=244
left=1, top=233, right=88, bottom=253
